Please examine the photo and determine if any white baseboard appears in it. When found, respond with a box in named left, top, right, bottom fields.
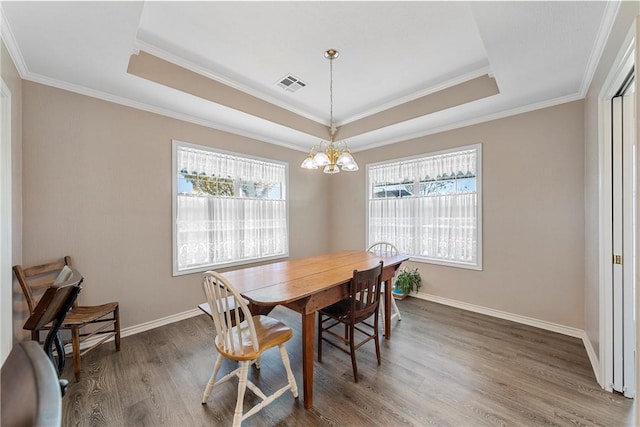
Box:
left=411, top=292, right=605, bottom=383
left=72, top=295, right=603, bottom=387
left=412, top=292, right=584, bottom=338
left=108, top=296, right=585, bottom=341
left=119, top=308, right=204, bottom=338
left=581, top=331, right=602, bottom=387
left=65, top=307, right=204, bottom=353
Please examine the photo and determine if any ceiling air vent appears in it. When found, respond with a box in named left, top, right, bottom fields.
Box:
left=276, top=74, right=307, bottom=93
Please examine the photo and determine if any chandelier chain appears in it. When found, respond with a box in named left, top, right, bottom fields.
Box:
left=299, top=48, right=358, bottom=173
left=329, top=55, right=334, bottom=140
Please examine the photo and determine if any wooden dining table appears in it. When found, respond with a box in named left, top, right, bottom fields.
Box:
left=220, top=249, right=409, bottom=409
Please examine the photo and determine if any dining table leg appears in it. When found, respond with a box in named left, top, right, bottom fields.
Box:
left=301, top=311, right=315, bottom=409
left=384, top=279, right=392, bottom=339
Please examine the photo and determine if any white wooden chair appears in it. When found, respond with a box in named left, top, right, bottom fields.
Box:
left=201, top=271, right=298, bottom=427
left=367, top=242, right=402, bottom=335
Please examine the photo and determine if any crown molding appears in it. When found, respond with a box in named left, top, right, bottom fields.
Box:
left=133, top=39, right=327, bottom=125
left=134, top=40, right=494, bottom=130
left=0, top=6, right=29, bottom=78
left=22, top=67, right=584, bottom=157
left=23, top=71, right=309, bottom=152
left=335, top=65, right=493, bottom=127
left=0, top=20, right=313, bottom=154
left=579, top=0, right=621, bottom=97
left=351, top=92, right=583, bottom=153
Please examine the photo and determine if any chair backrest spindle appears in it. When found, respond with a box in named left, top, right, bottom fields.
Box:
left=367, top=242, right=400, bottom=290
left=367, top=242, right=399, bottom=257
left=350, top=261, right=383, bottom=322
left=203, top=271, right=258, bottom=356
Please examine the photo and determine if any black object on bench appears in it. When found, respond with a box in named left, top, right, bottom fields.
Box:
left=23, top=266, right=83, bottom=378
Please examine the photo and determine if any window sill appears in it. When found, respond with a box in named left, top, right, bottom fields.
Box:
left=173, top=253, right=289, bottom=277
left=409, top=256, right=482, bottom=271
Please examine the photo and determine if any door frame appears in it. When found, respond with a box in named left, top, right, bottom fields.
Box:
left=0, top=77, right=12, bottom=365
left=598, top=22, right=636, bottom=391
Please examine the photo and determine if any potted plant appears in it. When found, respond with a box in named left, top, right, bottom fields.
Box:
left=392, top=267, right=422, bottom=299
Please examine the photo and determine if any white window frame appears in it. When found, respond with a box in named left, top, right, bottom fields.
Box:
left=172, top=140, right=289, bottom=276
left=366, top=143, right=482, bottom=270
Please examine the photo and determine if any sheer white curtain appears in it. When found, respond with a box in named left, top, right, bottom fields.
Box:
left=368, top=146, right=480, bottom=267
left=177, top=146, right=284, bottom=183
left=236, top=199, right=287, bottom=259
left=369, top=198, right=415, bottom=251
left=176, top=196, right=212, bottom=268
left=416, top=193, right=477, bottom=263
left=175, top=143, right=288, bottom=272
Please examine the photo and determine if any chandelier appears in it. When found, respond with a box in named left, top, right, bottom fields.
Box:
left=300, top=49, right=359, bottom=174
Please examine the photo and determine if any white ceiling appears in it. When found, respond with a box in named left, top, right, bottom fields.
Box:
left=0, top=1, right=618, bottom=152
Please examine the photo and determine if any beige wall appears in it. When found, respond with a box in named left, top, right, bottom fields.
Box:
left=583, top=2, right=640, bottom=367
left=21, top=81, right=331, bottom=329
left=1, top=40, right=24, bottom=342
left=329, top=101, right=585, bottom=329
left=16, top=6, right=638, bottom=339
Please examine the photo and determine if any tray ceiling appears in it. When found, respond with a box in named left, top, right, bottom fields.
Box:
left=0, top=1, right=616, bottom=152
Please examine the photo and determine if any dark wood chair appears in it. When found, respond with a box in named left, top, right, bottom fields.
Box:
left=317, top=261, right=384, bottom=383
left=24, top=266, right=83, bottom=378
left=1, top=341, right=63, bottom=427
left=13, top=256, right=121, bottom=380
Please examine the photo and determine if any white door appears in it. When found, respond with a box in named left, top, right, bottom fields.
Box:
left=612, top=75, right=636, bottom=398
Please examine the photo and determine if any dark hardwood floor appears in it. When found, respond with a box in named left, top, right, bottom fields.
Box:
left=61, top=298, right=634, bottom=426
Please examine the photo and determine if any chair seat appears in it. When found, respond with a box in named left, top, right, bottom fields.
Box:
left=321, top=299, right=351, bottom=317
left=62, top=302, right=119, bottom=326
left=215, top=315, right=293, bottom=361
left=321, top=299, right=372, bottom=324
